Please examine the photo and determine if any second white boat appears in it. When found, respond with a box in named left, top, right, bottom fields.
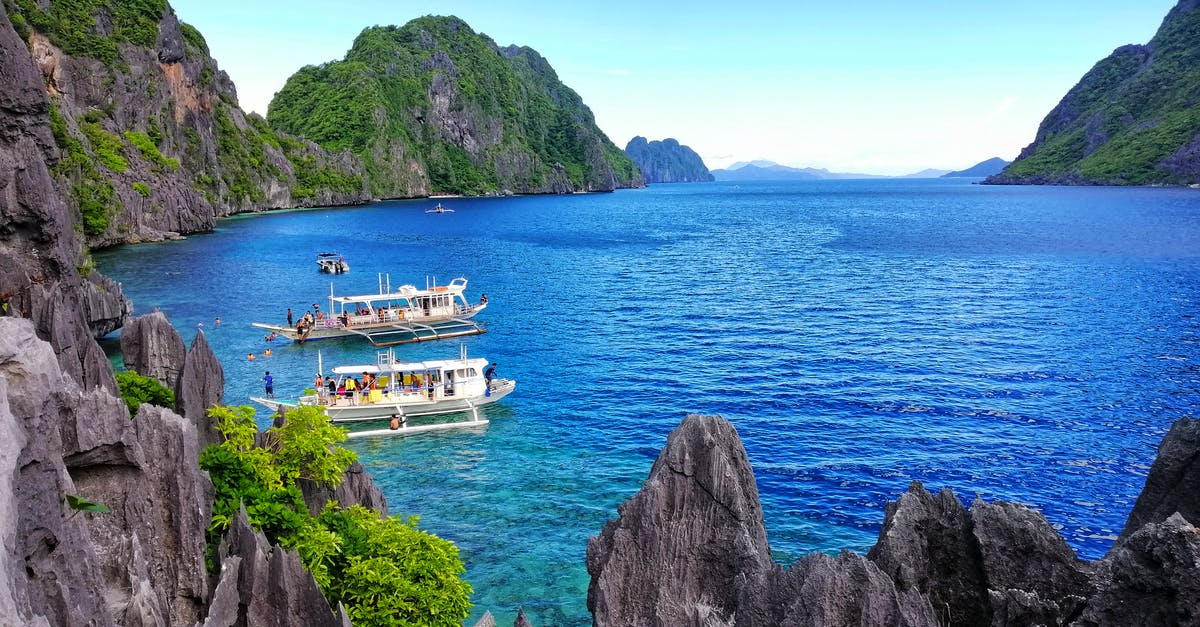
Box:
left=252, top=347, right=515, bottom=437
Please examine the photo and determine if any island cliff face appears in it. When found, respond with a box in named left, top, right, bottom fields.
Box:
left=623, top=136, right=714, bottom=183
left=987, top=0, right=1200, bottom=186
left=3, top=0, right=371, bottom=249
left=589, top=415, right=1200, bottom=626
left=0, top=6, right=388, bottom=623
left=267, top=16, right=644, bottom=198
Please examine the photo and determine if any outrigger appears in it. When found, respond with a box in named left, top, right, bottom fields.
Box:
left=251, top=346, right=515, bottom=438
left=251, top=275, right=488, bottom=347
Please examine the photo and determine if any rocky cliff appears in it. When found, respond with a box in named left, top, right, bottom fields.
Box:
left=624, top=136, right=714, bottom=183
left=2, top=0, right=371, bottom=250
left=0, top=5, right=127, bottom=390
left=588, top=414, right=1200, bottom=626
left=267, top=16, right=644, bottom=197
left=987, top=0, right=1200, bottom=186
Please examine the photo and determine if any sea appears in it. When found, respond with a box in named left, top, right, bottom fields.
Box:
left=93, top=179, right=1200, bottom=626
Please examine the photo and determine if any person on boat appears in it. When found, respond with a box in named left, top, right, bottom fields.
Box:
left=314, top=373, right=324, bottom=397
left=327, top=377, right=338, bottom=400
left=263, top=371, right=274, bottom=399
left=480, top=293, right=488, bottom=305
left=484, top=363, right=497, bottom=387
left=345, top=376, right=358, bottom=404
left=340, top=312, right=350, bottom=327
left=287, top=308, right=293, bottom=326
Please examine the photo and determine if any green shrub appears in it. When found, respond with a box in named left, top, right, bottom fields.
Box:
left=315, top=505, right=472, bottom=626
left=8, top=0, right=167, bottom=67
left=200, top=404, right=472, bottom=625
left=80, top=121, right=128, bottom=173
left=75, top=180, right=118, bottom=235
left=132, top=181, right=150, bottom=197
left=179, top=21, right=208, bottom=56
left=125, top=130, right=179, bottom=171
left=115, top=370, right=175, bottom=415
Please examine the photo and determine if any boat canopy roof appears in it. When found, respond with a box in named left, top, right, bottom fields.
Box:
left=330, top=356, right=490, bottom=375
left=317, top=252, right=343, bottom=258
left=329, top=277, right=469, bottom=305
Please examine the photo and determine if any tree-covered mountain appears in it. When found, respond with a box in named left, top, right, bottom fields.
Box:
left=987, top=0, right=1200, bottom=185
left=942, top=157, right=1010, bottom=178
left=2, top=0, right=369, bottom=248
left=268, top=16, right=644, bottom=197
left=623, top=136, right=713, bottom=183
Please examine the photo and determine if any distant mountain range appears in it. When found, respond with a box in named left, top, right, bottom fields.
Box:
left=711, top=161, right=954, bottom=181
left=941, top=157, right=1011, bottom=178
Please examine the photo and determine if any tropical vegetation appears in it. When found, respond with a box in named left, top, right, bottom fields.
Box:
left=199, top=405, right=472, bottom=626
left=994, top=4, right=1200, bottom=185
left=114, top=370, right=175, bottom=415
left=268, top=15, right=641, bottom=197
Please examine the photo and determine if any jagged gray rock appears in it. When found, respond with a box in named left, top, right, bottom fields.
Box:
left=1077, top=513, right=1200, bottom=626
left=120, top=310, right=187, bottom=390
left=589, top=414, right=1200, bottom=627
left=178, top=330, right=224, bottom=448
left=971, top=500, right=1092, bottom=624
left=297, top=460, right=388, bottom=517
left=0, top=317, right=210, bottom=624
left=774, top=552, right=936, bottom=626
left=1118, top=417, right=1200, bottom=541
left=0, top=9, right=130, bottom=391
left=211, top=508, right=350, bottom=626
left=587, top=414, right=776, bottom=625
left=587, top=414, right=937, bottom=626
left=868, top=482, right=988, bottom=626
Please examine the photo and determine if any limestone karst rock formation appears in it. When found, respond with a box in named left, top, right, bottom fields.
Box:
left=588, top=414, right=1200, bottom=626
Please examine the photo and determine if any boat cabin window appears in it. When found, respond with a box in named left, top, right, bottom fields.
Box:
left=415, top=295, right=452, bottom=309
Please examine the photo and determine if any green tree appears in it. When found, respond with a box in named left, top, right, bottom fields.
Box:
left=114, top=370, right=175, bottom=415
left=200, top=404, right=472, bottom=625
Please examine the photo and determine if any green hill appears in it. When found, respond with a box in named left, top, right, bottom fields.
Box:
left=268, top=16, right=644, bottom=197
left=988, top=0, right=1200, bottom=186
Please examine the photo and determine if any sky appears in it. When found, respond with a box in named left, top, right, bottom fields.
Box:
left=169, top=0, right=1178, bottom=176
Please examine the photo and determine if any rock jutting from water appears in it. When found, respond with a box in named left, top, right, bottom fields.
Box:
left=587, top=414, right=1200, bottom=626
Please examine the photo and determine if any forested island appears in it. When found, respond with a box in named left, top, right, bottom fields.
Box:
left=987, top=0, right=1200, bottom=186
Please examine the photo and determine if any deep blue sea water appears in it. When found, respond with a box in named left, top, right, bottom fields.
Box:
left=94, top=179, right=1200, bottom=626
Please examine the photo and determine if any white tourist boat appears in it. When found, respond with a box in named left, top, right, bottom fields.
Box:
left=251, top=275, right=488, bottom=346
left=425, top=203, right=455, bottom=214
left=252, top=347, right=515, bottom=437
left=316, top=252, right=349, bottom=274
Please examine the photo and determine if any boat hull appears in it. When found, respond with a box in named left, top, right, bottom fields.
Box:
left=251, top=315, right=485, bottom=345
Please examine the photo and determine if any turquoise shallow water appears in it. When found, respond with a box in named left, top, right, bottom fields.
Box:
left=95, top=179, right=1200, bottom=625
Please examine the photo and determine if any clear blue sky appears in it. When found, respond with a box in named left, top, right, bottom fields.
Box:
left=170, top=0, right=1178, bottom=175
